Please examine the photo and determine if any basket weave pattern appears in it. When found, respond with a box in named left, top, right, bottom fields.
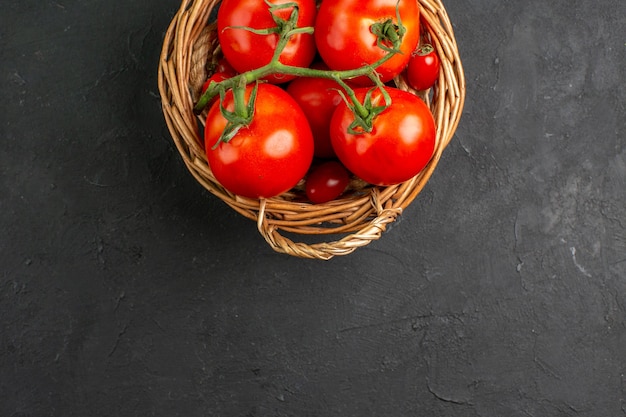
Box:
left=158, top=0, right=465, bottom=260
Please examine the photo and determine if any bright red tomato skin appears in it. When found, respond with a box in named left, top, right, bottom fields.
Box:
left=406, top=45, right=440, bottom=91
left=204, top=84, right=314, bottom=199
left=217, top=0, right=317, bottom=84
left=330, top=87, right=436, bottom=186
left=286, top=76, right=347, bottom=158
left=305, top=161, right=350, bottom=204
left=314, top=0, right=420, bottom=86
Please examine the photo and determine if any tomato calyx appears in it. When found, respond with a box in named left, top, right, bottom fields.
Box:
left=415, top=43, right=435, bottom=56
left=369, top=3, right=407, bottom=56
left=338, top=85, right=392, bottom=134
left=267, top=1, right=315, bottom=37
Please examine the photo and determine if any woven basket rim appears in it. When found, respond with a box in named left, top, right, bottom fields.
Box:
left=157, top=0, right=466, bottom=259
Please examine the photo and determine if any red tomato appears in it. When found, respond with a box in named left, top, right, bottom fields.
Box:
left=406, top=44, right=440, bottom=91
left=286, top=76, right=347, bottom=158
left=314, top=0, right=420, bottom=85
left=204, top=84, right=314, bottom=199
left=330, top=87, right=436, bottom=186
left=217, top=0, right=317, bottom=84
left=305, top=161, right=350, bottom=204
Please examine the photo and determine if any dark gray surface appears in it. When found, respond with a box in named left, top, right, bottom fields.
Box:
left=2, top=0, right=625, bottom=416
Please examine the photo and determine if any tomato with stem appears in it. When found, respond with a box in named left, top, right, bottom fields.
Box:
left=217, top=0, right=317, bottom=84
left=330, top=87, right=436, bottom=186
left=314, top=0, right=420, bottom=85
left=204, top=83, right=314, bottom=199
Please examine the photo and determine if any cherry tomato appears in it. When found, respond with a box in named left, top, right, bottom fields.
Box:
left=204, top=83, right=314, bottom=199
left=217, top=0, right=317, bottom=84
left=406, top=44, right=440, bottom=91
left=286, top=75, right=347, bottom=158
left=314, top=0, right=420, bottom=85
left=330, top=87, right=436, bottom=186
left=305, top=161, right=350, bottom=204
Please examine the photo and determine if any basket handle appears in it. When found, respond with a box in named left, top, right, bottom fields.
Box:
left=256, top=190, right=403, bottom=260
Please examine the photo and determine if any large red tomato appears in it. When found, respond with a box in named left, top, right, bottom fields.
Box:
left=204, top=84, right=314, bottom=199
left=314, top=0, right=420, bottom=85
left=217, top=0, right=317, bottom=84
left=330, top=87, right=436, bottom=186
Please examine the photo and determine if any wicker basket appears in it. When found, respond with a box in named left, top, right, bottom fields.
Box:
left=158, top=0, right=465, bottom=260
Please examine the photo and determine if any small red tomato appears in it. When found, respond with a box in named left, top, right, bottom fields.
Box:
left=305, top=161, right=350, bottom=204
left=406, top=44, right=440, bottom=91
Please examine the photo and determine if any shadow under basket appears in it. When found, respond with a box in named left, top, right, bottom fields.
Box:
left=157, top=0, right=466, bottom=260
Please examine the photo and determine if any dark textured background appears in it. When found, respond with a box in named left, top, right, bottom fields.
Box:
left=2, top=0, right=626, bottom=416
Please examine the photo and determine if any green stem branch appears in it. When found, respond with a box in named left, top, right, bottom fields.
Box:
left=195, top=0, right=407, bottom=142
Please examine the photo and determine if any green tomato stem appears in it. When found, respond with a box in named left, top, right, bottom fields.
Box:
left=195, top=0, right=407, bottom=142
left=194, top=44, right=399, bottom=114
left=232, top=78, right=248, bottom=119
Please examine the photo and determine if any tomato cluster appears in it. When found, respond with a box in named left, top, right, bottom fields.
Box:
left=199, top=0, right=441, bottom=202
